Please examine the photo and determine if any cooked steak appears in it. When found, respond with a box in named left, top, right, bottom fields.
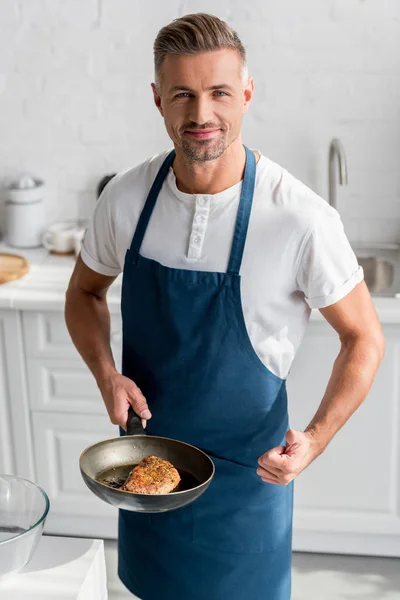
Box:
left=123, top=455, right=181, bottom=494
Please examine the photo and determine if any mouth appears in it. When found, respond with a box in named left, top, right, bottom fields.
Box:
left=183, top=129, right=220, bottom=140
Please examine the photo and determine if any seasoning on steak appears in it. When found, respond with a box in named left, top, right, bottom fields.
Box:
left=122, top=455, right=181, bottom=494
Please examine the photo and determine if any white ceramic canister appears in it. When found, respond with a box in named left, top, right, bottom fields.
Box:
left=5, top=199, right=47, bottom=248
left=4, top=176, right=47, bottom=248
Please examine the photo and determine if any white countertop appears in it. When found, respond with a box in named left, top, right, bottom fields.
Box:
left=0, top=243, right=122, bottom=313
left=0, top=243, right=400, bottom=322
left=0, top=535, right=108, bottom=599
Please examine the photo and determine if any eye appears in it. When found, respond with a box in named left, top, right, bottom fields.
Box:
left=174, top=91, right=229, bottom=98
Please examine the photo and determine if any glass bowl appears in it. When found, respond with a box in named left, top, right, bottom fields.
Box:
left=0, top=474, right=50, bottom=580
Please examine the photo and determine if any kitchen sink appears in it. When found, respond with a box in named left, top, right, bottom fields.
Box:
left=352, top=243, right=400, bottom=297
left=357, top=257, right=394, bottom=293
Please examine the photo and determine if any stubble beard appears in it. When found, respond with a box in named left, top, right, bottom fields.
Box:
left=179, top=131, right=231, bottom=163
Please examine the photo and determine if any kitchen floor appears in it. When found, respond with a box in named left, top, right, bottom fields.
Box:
left=104, top=540, right=400, bottom=599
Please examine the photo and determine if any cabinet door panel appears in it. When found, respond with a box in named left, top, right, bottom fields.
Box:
left=287, top=321, right=400, bottom=553
left=26, top=358, right=108, bottom=413
left=0, top=312, right=15, bottom=474
left=24, top=310, right=123, bottom=412
left=23, top=311, right=122, bottom=363
left=31, top=412, right=118, bottom=522
left=0, top=310, right=34, bottom=479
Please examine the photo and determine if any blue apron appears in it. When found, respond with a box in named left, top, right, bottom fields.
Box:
left=118, top=146, right=294, bottom=600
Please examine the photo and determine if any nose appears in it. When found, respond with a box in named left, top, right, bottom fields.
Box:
left=187, top=95, right=214, bottom=127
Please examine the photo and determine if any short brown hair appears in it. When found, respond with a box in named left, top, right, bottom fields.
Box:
left=153, top=13, right=247, bottom=90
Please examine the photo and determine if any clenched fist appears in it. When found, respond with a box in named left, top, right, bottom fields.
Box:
left=257, top=429, right=320, bottom=486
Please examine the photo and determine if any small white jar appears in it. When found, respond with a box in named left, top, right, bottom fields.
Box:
left=4, top=177, right=47, bottom=248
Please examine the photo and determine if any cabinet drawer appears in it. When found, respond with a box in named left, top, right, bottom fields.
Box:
left=26, top=357, right=110, bottom=412
left=23, top=310, right=123, bottom=412
left=31, top=411, right=118, bottom=520
left=23, top=311, right=122, bottom=360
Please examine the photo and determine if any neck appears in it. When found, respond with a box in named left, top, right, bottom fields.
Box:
left=171, top=138, right=259, bottom=195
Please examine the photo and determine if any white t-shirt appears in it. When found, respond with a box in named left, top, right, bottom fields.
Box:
left=81, top=149, right=364, bottom=379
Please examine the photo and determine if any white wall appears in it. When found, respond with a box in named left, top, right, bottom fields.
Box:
left=0, top=0, right=399, bottom=244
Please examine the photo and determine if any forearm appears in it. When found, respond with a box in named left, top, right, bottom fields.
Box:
left=304, top=333, right=385, bottom=456
left=65, top=289, right=117, bottom=387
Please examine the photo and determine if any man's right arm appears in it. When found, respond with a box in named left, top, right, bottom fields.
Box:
left=64, top=256, right=151, bottom=430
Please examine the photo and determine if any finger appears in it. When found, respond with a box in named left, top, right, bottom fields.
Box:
left=118, top=408, right=147, bottom=433
left=260, top=470, right=280, bottom=484
left=258, top=447, right=286, bottom=467
left=258, top=455, right=287, bottom=473
left=268, top=445, right=286, bottom=456
left=128, top=386, right=152, bottom=420
left=257, top=465, right=282, bottom=479
left=107, top=405, right=128, bottom=431
left=259, top=467, right=291, bottom=486
left=261, top=477, right=280, bottom=485
left=117, top=414, right=128, bottom=432
left=113, top=402, right=148, bottom=432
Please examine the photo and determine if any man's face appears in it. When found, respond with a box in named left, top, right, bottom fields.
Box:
left=152, top=49, right=254, bottom=162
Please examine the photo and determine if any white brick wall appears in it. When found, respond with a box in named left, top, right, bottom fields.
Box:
left=0, top=0, right=399, bottom=244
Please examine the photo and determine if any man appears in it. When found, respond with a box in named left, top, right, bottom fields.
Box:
left=65, top=12, right=385, bottom=600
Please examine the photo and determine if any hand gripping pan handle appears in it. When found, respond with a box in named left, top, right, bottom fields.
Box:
left=126, top=405, right=148, bottom=436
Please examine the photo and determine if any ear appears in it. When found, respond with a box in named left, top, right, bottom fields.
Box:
left=242, top=76, right=254, bottom=115
left=151, top=83, right=164, bottom=117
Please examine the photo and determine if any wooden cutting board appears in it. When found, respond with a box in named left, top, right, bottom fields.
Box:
left=0, top=253, right=30, bottom=284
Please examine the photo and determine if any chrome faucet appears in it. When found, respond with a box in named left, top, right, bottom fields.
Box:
left=328, top=138, right=348, bottom=209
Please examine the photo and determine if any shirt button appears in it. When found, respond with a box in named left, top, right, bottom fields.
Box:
left=198, top=197, right=207, bottom=207
left=193, top=235, right=201, bottom=245
left=195, top=214, right=205, bottom=224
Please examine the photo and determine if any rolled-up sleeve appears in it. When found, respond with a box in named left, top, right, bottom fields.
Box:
left=296, top=205, right=364, bottom=309
left=80, top=179, right=122, bottom=277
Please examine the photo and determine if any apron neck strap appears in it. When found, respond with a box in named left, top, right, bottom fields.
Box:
left=227, top=146, right=256, bottom=276
left=129, top=149, right=176, bottom=257
left=129, top=145, right=257, bottom=276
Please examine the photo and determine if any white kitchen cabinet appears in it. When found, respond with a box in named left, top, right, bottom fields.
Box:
left=22, top=311, right=122, bottom=361
left=0, top=310, right=17, bottom=474
left=0, top=310, right=34, bottom=479
left=22, top=311, right=122, bottom=413
left=287, top=321, right=400, bottom=557
left=31, top=411, right=119, bottom=538
left=19, top=310, right=122, bottom=538
left=26, top=358, right=106, bottom=413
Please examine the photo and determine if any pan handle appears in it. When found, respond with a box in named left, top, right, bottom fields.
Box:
left=127, top=405, right=148, bottom=436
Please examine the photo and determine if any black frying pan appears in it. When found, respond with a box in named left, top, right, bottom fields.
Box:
left=79, top=407, right=215, bottom=513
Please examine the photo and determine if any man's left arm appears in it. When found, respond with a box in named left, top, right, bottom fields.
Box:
left=257, top=280, right=386, bottom=485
